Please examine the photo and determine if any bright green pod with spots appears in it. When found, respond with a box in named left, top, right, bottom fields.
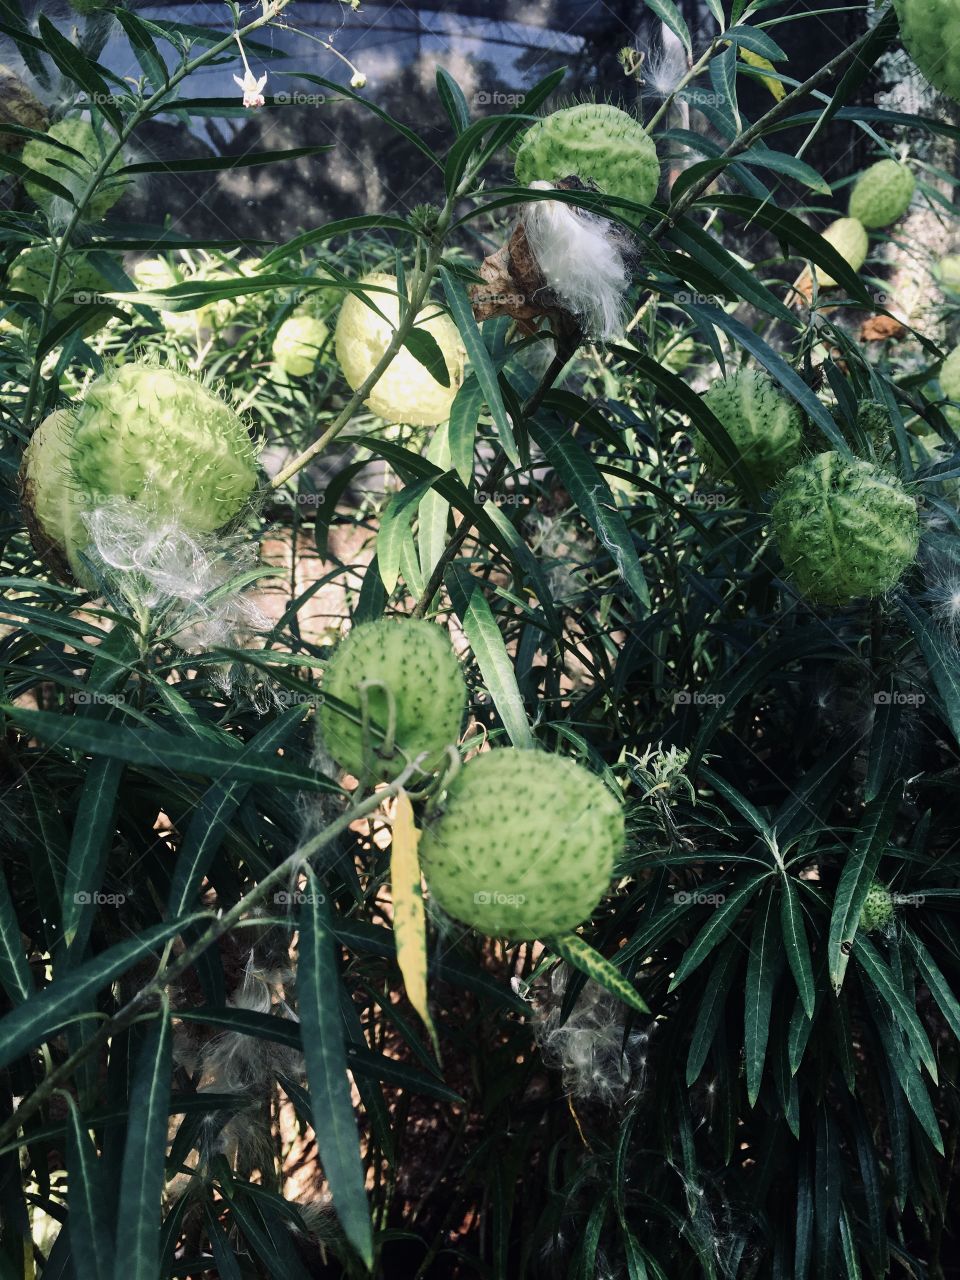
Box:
left=772, top=451, right=920, bottom=604
left=893, top=0, right=960, bottom=102
left=848, top=160, right=915, bottom=229
left=19, top=364, right=259, bottom=579
left=6, top=245, right=110, bottom=335
left=698, top=369, right=804, bottom=490
left=22, top=119, right=130, bottom=220
left=420, top=748, right=623, bottom=940
left=514, top=103, right=659, bottom=221
left=318, top=620, right=466, bottom=781
left=815, top=218, right=869, bottom=288
left=272, top=314, right=329, bottom=376
left=859, top=881, right=894, bottom=932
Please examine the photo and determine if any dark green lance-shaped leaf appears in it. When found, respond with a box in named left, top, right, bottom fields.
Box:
left=643, top=0, right=691, bottom=52
left=166, top=704, right=311, bottom=917
left=686, top=936, right=740, bottom=1086
left=744, top=890, right=780, bottom=1106
left=113, top=999, right=173, bottom=1280
left=378, top=474, right=446, bottom=595
left=527, top=420, right=650, bottom=613
left=402, top=326, right=450, bottom=386
left=0, top=866, right=31, bottom=1005
left=447, top=564, right=535, bottom=749
left=780, top=876, right=816, bottom=1018
left=854, top=935, right=938, bottom=1082
left=298, top=873, right=373, bottom=1268
left=907, top=930, right=960, bottom=1041
left=440, top=266, right=519, bottom=466
left=0, top=918, right=198, bottom=1071
left=447, top=375, right=482, bottom=482
left=62, top=757, right=124, bottom=950
left=113, top=8, right=168, bottom=91
left=36, top=15, right=122, bottom=129
left=827, top=785, right=898, bottom=992
left=119, top=146, right=331, bottom=175
left=3, top=705, right=337, bottom=792
left=65, top=1096, right=115, bottom=1280
left=669, top=872, right=771, bottom=990
left=436, top=66, right=470, bottom=132
left=549, top=933, right=649, bottom=1013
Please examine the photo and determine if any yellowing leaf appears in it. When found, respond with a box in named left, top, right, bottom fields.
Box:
left=738, top=47, right=785, bottom=101
left=390, top=790, right=440, bottom=1060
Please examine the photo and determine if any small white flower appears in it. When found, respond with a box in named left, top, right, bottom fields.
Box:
left=234, top=70, right=267, bottom=108
left=233, top=33, right=267, bottom=108
left=350, top=70, right=367, bottom=89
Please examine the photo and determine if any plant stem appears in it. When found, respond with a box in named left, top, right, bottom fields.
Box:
left=0, top=755, right=424, bottom=1149
left=20, top=0, right=293, bottom=432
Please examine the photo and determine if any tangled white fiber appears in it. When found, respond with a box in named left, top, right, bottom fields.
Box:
left=535, top=967, right=653, bottom=1104
left=522, top=180, right=632, bottom=340
left=196, top=952, right=303, bottom=1161
left=81, top=498, right=269, bottom=656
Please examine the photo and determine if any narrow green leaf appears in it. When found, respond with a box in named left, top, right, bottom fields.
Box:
left=418, top=423, right=453, bottom=582
left=549, top=933, right=649, bottom=1013
left=377, top=474, right=443, bottom=594
left=744, top=891, right=780, bottom=1106
left=113, top=999, right=173, bottom=1280
left=3, top=705, right=337, bottom=792
left=436, top=66, right=470, bottom=132
left=827, top=786, right=898, bottom=991
left=61, top=757, right=124, bottom=950
left=0, top=918, right=197, bottom=1071
left=669, top=872, right=770, bottom=989
left=686, top=936, right=740, bottom=1085
left=854, top=935, right=938, bottom=1082
left=0, top=866, right=31, bottom=1005
left=780, top=877, right=815, bottom=1018
left=527, top=421, right=650, bottom=612
left=643, top=0, right=691, bottom=52
left=298, top=873, right=373, bottom=1268
left=440, top=266, right=520, bottom=467
left=64, top=1096, right=115, bottom=1280
left=907, top=930, right=960, bottom=1041
left=119, top=145, right=331, bottom=176
left=447, top=564, right=535, bottom=749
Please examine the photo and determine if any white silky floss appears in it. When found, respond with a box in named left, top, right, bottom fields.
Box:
left=522, top=180, right=631, bottom=340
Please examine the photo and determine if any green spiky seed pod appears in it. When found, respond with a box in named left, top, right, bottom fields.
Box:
left=0, top=66, right=49, bottom=156
left=514, top=103, right=659, bottom=222
left=856, top=399, right=893, bottom=452
left=893, top=0, right=960, bottom=102
left=771, top=452, right=920, bottom=604
left=420, top=749, right=624, bottom=940
left=23, top=119, right=129, bottom=220
left=20, top=364, right=258, bottom=578
left=272, top=315, right=329, bottom=376
left=847, top=160, right=915, bottom=229
left=6, top=245, right=110, bottom=335
left=941, top=345, right=960, bottom=400
left=335, top=272, right=464, bottom=426
left=19, top=411, right=88, bottom=581
left=937, top=254, right=960, bottom=293
left=318, top=620, right=466, bottom=781
left=859, top=882, right=894, bottom=932
left=816, top=217, right=869, bottom=288
left=698, top=369, right=804, bottom=489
